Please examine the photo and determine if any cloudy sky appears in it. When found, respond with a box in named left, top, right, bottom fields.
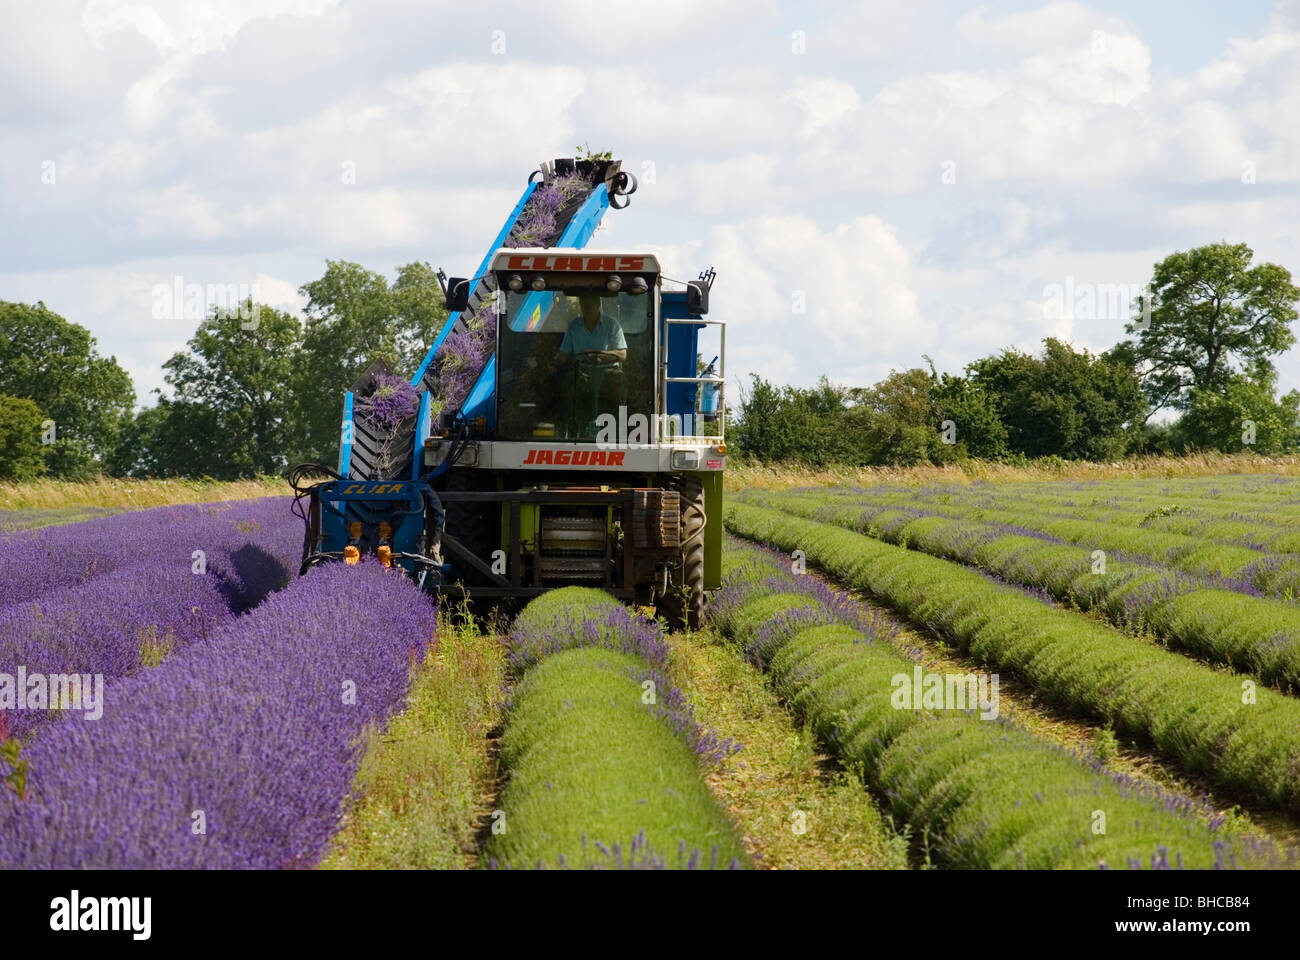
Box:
left=3, top=0, right=1299, bottom=408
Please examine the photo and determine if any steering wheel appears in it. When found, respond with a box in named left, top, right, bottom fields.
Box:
left=577, top=352, right=622, bottom=372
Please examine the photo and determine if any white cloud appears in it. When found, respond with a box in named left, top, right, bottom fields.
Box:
left=253, top=272, right=306, bottom=314
left=80, top=0, right=341, bottom=130
left=1021, top=31, right=1150, bottom=106
left=957, top=1, right=1127, bottom=53
left=783, top=76, right=861, bottom=136
left=4, top=0, right=1300, bottom=414
left=82, top=0, right=340, bottom=55
left=688, top=214, right=926, bottom=390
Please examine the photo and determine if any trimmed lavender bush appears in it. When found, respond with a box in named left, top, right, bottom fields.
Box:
left=726, top=500, right=1300, bottom=814
left=714, top=534, right=1291, bottom=869
left=507, top=587, right=735, bottom=765
left=0, top=561, right=436, bottom=869
left=508, top=588, right=668, bottom=674
left=0, top=506, right=119, bottom=533
left=746, top=490, right=1300, bottom=691
left=485, top=587, right=746, bottom=869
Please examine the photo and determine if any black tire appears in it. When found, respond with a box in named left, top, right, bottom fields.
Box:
left=658, top=474, right=706, bottom=632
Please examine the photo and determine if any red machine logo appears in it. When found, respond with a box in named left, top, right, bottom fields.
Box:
left=522, top=449, right=626, bottom=466
left=505, top=255, right=646, bottom=272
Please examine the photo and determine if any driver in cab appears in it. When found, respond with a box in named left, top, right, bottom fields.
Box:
left=560, top=293, right=626, bottom=363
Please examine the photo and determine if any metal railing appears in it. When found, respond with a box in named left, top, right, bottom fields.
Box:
left=660, top=316, right=725, bottom=441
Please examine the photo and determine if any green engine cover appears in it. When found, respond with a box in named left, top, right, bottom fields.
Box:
left=702, top=470, right=723, bottom=590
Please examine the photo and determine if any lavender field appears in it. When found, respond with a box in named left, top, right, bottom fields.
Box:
left=5, top=476, right=1300, bottom=872
left=724, top=473, right=1300, bottom=866
left=0, top=498, right=428, bottom=867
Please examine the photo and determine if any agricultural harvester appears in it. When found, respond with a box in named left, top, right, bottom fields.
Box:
left=289, top=157, right=726, bottom=628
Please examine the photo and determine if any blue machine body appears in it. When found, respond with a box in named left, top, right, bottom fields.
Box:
left=311, top=477, right=437, bottom=577
left=662, top=290, right=706, bottom=425
left=310, top=173, right=619, bottom=578
left=459, top=184, right=613, bottom=431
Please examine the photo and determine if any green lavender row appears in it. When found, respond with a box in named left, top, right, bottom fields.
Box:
left=905, top=483, right=1300, bottom=589
left=814, top=480, right=1300, bottom=570
left=713, top=539, right=1275, bottom=869
left=482, top=588, right=748, bottom=870
left=724, top=501, right=1300, bottom=813
left=802, top=486, right=1293, bottom=591
left=745, top=490, right=1300, bottom=690
left=914, top=475, right=1300, bottom=522
left=916, top=476, right=1300, bottom=530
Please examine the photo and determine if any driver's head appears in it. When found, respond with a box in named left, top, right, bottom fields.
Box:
left=578, top=293, right=601, bottom=325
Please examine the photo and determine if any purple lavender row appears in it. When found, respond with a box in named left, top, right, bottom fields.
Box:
left=0, top=498, right=296, bottom=613
left=0, top=561, right=436, bottom=869
left=0, top=499, right=301, bottom=740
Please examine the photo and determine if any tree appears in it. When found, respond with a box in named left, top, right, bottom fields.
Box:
left=293, top=262, right=399, bottom=463
left=0, top=301, right=135, bottom=478
left=291, top=261, right=448, bottom=462
left=1123, top=243, right=1299, bottom=418
left=733, top=374, right=851, bottom=464
left=111, top=302, right=300, bottom=478
left=0, top=394, right=46, bottom=480
left=967, top=339, right=1143, bottom=460
left=850, top=368, right=953, bottom=466
left=733, top=375, right=784, bottom=461
left=928, top=368, right=1009, bottom=460
left=734, top=369, right=989, bottom=467
left=392, top=261, right=448, bottom=373
left=162, top=301, right=300, bottom=477
left=1174, top=373, right=1300, bottom=455
left=108, top=400, right=224, bottom=478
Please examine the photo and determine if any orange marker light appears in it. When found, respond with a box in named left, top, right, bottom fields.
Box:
left=377, top=545, right=392, bottom=568
left=716, top=443, right=727, bottom=454
left=348, top=522, right=362, bottom=539
left=379, top=523, right=392, bottom=539
left=344, top=545, right=360, bottom=565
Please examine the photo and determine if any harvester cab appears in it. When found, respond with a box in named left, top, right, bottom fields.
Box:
left=291, top=157, right=726, bottom=629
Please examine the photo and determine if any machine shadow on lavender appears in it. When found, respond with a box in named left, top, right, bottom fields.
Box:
left=289, top=158, right=726, bottom=629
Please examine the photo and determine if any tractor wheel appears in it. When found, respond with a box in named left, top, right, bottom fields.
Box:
left=658, top=474, right=706, bottom=632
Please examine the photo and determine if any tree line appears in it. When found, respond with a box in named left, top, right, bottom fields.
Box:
left=734, top=242, right=1300, bottom=465
left=0, top=260, right=446, bottom=480
left=1, top=241, right=1297, bottom=480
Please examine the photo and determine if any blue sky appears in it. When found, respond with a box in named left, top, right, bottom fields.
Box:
left=2, top=0, right=1299, bottom=410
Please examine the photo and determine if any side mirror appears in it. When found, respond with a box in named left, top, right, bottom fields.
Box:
left=685, top=280, right=709, bottom=315
left=446, top=277, right=470, bottom=313
left=686, top=267, right=715, bottom=316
